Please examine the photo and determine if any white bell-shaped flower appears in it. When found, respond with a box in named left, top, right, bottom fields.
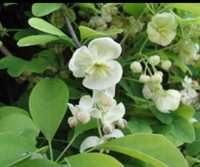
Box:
left=68, top=95, right=94, bottom=124
left=153, top=89, right=181, bottom=113
left=147, top=12, right=177, bottom=46
left=69, top=37, right=123, bottom=90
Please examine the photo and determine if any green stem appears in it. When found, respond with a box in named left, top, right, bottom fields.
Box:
left=56, top=135, right=76, bottom=162
left=0, top=42, right=13, bottom=56
left=97, top=119, right=103, bottom=138
left=7, top=146, right=48, bottom=167
left=48, top=141, right=54, bottom=161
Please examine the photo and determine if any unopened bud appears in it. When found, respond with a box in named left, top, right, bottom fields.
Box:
left=103, top=124, right=114, bottom=134
left=148, top=55, right=160, bottom=66
left=77, top=112, right=91, bottom=124
left=116, top=119, right=128, bottom=129
left=151, top=72, right=163, bottom=83
left=161, top=60, right=172, bottom=71
left=130, top=61, right=143, bottom=73
left=68, top=117, right=78, bottom=128
left=139, top=74, right=150, bottom=83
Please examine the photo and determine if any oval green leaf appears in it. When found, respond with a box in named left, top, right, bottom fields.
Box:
left=32, top=3, right=62, bottom=17
left=17, top=34, right=59, bottom=47
left=66, top=153, right=124, bottom=167
left=99, top=134, right=189, bottom=167
left=29, top=78, right=69, bottom=141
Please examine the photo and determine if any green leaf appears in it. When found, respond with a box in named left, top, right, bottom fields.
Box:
left=14, top=159, right=60, bottom=167
left=99, top=134, right=189, bottom=167
left=126, top=118, right=152, bottom=134
left=168, top=3, right=200, bottom=16
left=79, top=25, right=123, bottom=42
left=186, top=141, right=200, bottom=156
left=175, top=104, right=195, bottom=121
left=74, top=119, right=97, bottom=138
left=29, top=78, right=69, bottom=141
left=32, top=3, right=62, bottom=17
left=17, top=34, right=59, bottom=47
left=0, top=49, right=58, bottom=77
left=0, top=106, right=39, bottom=142
left=66, top=153, right=123, bottom=167
left=76, top=3, right=99, bottom=13
left=0, top=133, right=36, bottom=167
left=158, top=117, right=195, bottom=146
left=123, top=3, right=146, bottom=17
left=28, top=18, right=74, bottom=46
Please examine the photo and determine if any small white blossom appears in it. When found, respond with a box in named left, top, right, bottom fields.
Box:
left=147, top=12, right=177, bottom=46
left=130, top=61, right=143, bottom=73
left=150, top=71, right=163, bottom=83
left=148, top=55, right=160, bottom=66
left=161, top=60, right=172, bottom=71
left=153, top=89, right=181, bottom=113
left=69, top=37, right=122, bottom=90
left=80, top=129, right=124, bottom=152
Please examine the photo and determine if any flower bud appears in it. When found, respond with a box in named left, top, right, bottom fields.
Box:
left=103, top=124, right=114, bottom=134
left=161, top=60, right=172, bottom=71
left=130, top=61, right=143, bottom=73
left=151, top=72, right=163, bottom=83
left=116, top=119, right=128, bottom=129
left=142, top=85, right=153, bottom=99
left=68, top=117, right=78, bottom=128
left=148, top=55, right=160, bottom=66
left=77, top=112, right=91, bottom=124
left=139, top=74, right=150, bottom=83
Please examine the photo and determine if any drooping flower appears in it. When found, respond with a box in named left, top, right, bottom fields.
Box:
left=147, top=12, right=177, bottom=46
left=69, top=37, right=123, bottom=90
left=68, top=95, right=94, bottom=125
left=80, top=129, right=124, bottom=152
left=153, top=89, right=181, bottom=113
left=130, top=61, right=143, bottom=73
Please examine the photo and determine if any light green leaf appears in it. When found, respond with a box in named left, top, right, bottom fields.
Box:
left=66, top=153, right=124, bottom=167
left=168, top=3, right=200, bottom=16
left=0, top=106, right=39, bottom=142
left=158, top=117, right=195, bottom=146
left=17, top=34, right=59, bottom=47
left=28, top=18, right=74, bottom=46
left=0, top=49, right=58, bottom=77
left=29, top=78, right=69, bottom=141
left=175, top=104, right=195, bottom=121
left=79, top=25, right=123, bottom=42
left=99, top=134, right=189, bottom=167
left=0, top=133, right=36, bottom=167
left=123, top=3, right=146, bottom=17
left=14, top=159, right=60, bottom=167
left=32, top=3, right=62, bottom=17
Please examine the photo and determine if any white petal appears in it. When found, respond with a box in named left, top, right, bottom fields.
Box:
left=80, top=136, right=103, bottom=152
left=68, top=46, right=94, bottom=77
left=103, top=129, right=124, bottom=139
left=83, top=60, right=123, bottom=90
left=103, top=103, right=125, bottom=125
left=91, top=108, right=102, bottom=119
left=68, top=103, right=77, bottom=116
left=154, top=89, right=181, bottom=113
left=88, top=37, right=122, bottom=60
left=79, top=95, right=93, bottom=111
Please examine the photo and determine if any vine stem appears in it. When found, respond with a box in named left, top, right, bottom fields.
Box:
left=0, top=42, right=13, bottom=56
left=64, top=16, right=81, bottom=48
left=48, top=141, right=54, bottom=161
left=56, top=135, right=76, bottom=162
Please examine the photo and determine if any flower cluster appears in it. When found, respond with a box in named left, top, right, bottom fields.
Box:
left=130, top=55, right=181, bottom=113
left=68, top=37, right=126, bottom=152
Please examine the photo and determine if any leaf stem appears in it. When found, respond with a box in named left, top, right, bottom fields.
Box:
left=56, top=135, right=76, bottom=162
left=48, top=140, right=54, bottom=161
left=0, top=42, right=13, bottom=56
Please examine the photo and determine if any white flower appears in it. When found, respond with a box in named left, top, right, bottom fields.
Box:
left=130, top=61, right=143, bottom=73
left=148, top=55, right=160, bottom=66
left=69, top=37, right=123, bottom=90
left=153, top=89, right=181, bottom=113
left=142, top=84, right=154, bottom=99
left=80, top=129, right=124, bottom=152
left=161, top=60, right=172, bottom=71
left=147, top=12, right=177, bottom=46
left=68, top=95, right=94, bottom=125
left=150, top=71, right=163, bottom=83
